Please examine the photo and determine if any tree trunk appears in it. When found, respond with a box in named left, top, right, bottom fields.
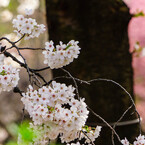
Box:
left=45, top=0, right=139, bottom=144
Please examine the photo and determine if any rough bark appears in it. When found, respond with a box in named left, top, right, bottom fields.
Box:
left=45, top=0, right=139, bottom=144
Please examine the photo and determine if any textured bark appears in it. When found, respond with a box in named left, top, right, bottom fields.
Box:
left=45, top=0, right=139, bottom=144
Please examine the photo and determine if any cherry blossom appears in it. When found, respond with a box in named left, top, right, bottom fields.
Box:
left=21, top=81, right=101, bottom=144
left=25, top=8, right=33, bottom=16
left=42, top=40, right=81, bottom=69
left=121, top=134, right=145, bottom=145
left=12, top=14, right=45, bottom=40
left=0, top=65, right=20, bottom=93
left=121, top=137, right=129, bottom=145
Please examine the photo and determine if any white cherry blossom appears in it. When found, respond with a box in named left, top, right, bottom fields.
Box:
left=25, top=8, right=33, bottom=16
left=42, top=40, right=81, bottom=69
left=12, top=14, right=46, bottom=40
left=21, top=81, right=100, bottom=144
left=0, top=65, right=20, bottom=93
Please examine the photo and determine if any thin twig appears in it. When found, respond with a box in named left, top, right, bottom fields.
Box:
left=15, top=45, right=32, bottom=83
left=87, top=118, right=140, bottom=127
left=88, top=78, right=141, bottom=134
left=87, top=106, right=121, bottom=143
left=81, top=130, right=95, bottom=145
left=111, top=104, right=134, bottom=145
left=32, top=73, right=42, bottom=86
left=0, top=36, right=141, bottom=145
left=32, top=66, right=50, bottom=72
left=0, top=37, right=13, bottom=44
left=4, top=51, right=47, bottom=84
left=19, top=47, right=45, bottom=50
left=61, top=68, right=80, bottom=99
left=13, top=34, right=25, bottom=44
left=48, top=75, right=140, bottom=144
left=13, top=86, right=24, bottom=96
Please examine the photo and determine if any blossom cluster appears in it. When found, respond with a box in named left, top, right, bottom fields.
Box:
left=121, top=134, right=145, bottom=145
left=81, top=125, right=102, bottom=144
left=12, top=13, right=45, bottom=40
left=21, top=81, right=101, bottom=144
left=0, top=65, right=19, bottom=93
left=42, top=40, right=81, bottom=69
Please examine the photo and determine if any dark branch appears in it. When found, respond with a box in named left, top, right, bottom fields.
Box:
left=4, top=51, right=47, bottom=84
left=19, top=47, right=45, bottom=50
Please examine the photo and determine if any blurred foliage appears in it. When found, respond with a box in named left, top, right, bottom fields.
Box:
left=0, top=0, right=51, bottom=144
left=0, top=0, right=19, bottom=35
left=19, top=121, right=34, bottom=143
left=6, top=121, right=34, bottom=145
left=8, top=0, right=19, bottom=13
left=5, top=121, right=63, bottom=145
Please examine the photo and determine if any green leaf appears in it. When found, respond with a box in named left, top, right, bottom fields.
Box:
left=134, top=11, right=145, bottom=17
left=0, top=70, right=7, bottom=76
left=65, top=44, right=72, bottom=50
left=19, top=121, right=34, bottom=142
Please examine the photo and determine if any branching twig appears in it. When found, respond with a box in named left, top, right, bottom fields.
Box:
left=0, top=36, right=141, bottom=145
left=15, top=45, right=32, bottom=83
left=32, top=66, right=50, bottom=72
left=51, top=74, right=141, bottom=144
left=111, top=104, right=134, bottom=145
left=88, top=78, right=141, bottom=134
left=0, top=37, right=13, bottom=44
left=3, top=51, right=47, bottom=84
left=87, top=106, right=121, bottom=143
left=81, top=130, right=95, bottom=145
left=13, top=34, right=25, bottom=44
left=13, top=86, right=24, bottom=96
left=19, top=47, right=45, bottom=50
left=61, top=68, right=80, bottom=99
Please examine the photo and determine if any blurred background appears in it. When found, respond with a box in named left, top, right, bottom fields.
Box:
left=0, top=0, right=52, bottom=144
left=0, top=0, right=145, bottom=144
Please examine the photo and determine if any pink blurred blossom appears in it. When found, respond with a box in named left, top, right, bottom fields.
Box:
left=124, top=0, right=145, bottom=14
left=128, top=13, right=145, bottom=100
left=136, top=102, right=145, bottom=130
left=134, top=83, right=145, bottom=99
left=124, top=0, right=145, bottom=130
left=128, top=17, right=145, bottom=52
left=124, top=0, right=145, bottom=98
